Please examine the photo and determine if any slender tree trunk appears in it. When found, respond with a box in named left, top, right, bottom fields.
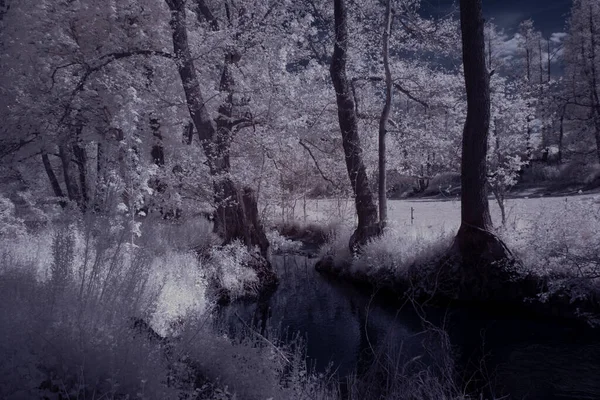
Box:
left=164, top=0, right=273, bottom=284
left=59, top=143, right=82, bottom=208
left=73, top=142, right=88, bottom=212
left=538, top=38, right=544, bottom=86
left=547, top=39, right=551, bottom=83
left=330, top=0, right=379, bottom=251
left=526, top=48, right=531, bottom=82
left=378, top=0, right=393, bottom=228
left=94, top=142, right=107, bottom=213
left=184, top=121, right=194, bottom=145
left=42, top=152, right=66, bottom=208
left=150, top=117, right=165, bottom=167
left=558, top=104, right=565, bottom=164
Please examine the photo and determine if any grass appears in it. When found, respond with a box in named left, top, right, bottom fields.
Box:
left=314, top=194, right=600, bottom=324
left=3, top=191, right=597, bottom=398
left=0, top=203, right=497, bottom=399
left=0, top=210, right=344, bottom=399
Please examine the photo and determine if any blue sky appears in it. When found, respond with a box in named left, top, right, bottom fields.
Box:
left=422, top=0, right=570, bottom=36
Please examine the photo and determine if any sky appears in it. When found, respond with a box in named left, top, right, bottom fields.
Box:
left=422, top=0, right=571, bottom=36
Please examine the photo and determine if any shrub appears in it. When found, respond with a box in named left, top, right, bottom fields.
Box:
left=267, top=228, right=303, bottom=253
left=423, top=172, right=461, bottom=197
left=205, top=240, right=261, bottom=300
left=499, top=196, right=600, bottom=312
left=318, top=221, right=453, bottom=284
left=0, top=195, right=26, bottom=238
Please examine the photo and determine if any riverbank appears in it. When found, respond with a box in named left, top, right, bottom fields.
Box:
left=310, top=194, right=600, bottom=329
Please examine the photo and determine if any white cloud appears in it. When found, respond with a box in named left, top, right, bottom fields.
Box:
left=495, top=33, right=523, bottom=63
left=550, top=32, right=567, bottom=44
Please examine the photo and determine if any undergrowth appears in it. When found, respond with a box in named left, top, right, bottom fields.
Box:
left=0, top=211, right=335, bottom=399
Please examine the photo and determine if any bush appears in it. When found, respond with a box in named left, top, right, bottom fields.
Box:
left=205, top=240, right=261, bottom=300
left=0, top=215, right=340, bottom=399
left=0, top=195, right=26, bottom=238
left=423, top=172, right=461, bottom=197
left=318, top=222, right=452, bottom=283
left=499, top=196, right=600, bottom=313
left=521, top=162, right=600, bottom=186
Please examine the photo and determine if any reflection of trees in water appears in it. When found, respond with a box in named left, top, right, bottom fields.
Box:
left=223, top=255, right=438, bottom=379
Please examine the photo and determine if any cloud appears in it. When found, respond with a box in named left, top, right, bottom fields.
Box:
left=495, top=33, right=523, bottom=63
left=550, top=32, right=567, bottom=44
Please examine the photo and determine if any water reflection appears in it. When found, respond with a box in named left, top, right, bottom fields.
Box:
left=219, top=255, right=600, bottom=399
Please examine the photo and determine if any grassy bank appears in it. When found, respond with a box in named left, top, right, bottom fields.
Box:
left=315, top=194, right=600, bottom=327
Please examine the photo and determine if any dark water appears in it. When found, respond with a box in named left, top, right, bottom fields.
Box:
left=219, top=255, right=600, bottom=400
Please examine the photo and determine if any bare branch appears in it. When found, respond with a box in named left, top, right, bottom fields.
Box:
left=299, top=139, right=338, bottom=188
left=352, top=76, right=429, bottom=109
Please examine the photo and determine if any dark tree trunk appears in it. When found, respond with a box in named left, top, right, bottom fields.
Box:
left=451, top=0, right=515, bottom=294
left=538, top=38, right=544, bottom=86
left=184, top=121, right=194, bottom=145
left=377, top=0, right=393, bottom=228
left=42, top=152, right=66, bottom=208
left=330, top=0, right=380, bottom=252
left=458, top=0, right=492, bottom=233
left=59, top=143, right=82, bottom=208
left=548, top=39, right=552, bottom=82
left=558, top=104, right=566, bottom=164
left=94, top=142, right=107, bottom=213
left=150, top=117, right=165, bottom=167
left=73, top=142, right=89, bottom=212
left=588, top=6, right=600, bottom=164
left=165, top=0, right=275, bottom=289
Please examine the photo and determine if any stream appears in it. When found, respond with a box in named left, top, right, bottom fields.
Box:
left=218, top=254, right=600, bottom=400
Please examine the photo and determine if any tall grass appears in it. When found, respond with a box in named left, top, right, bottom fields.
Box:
left=318, top=221, right=453, bottom=281
left=0, top=211, right=339, bottom=399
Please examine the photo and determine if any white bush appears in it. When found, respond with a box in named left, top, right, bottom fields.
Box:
left=206, top=240, right=260, bottom=299
left=0, top=195, right=26, bottom=238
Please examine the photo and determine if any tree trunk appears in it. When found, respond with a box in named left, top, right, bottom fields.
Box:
left=558, top=104, right=566, bottom=164
left=150, top=117, right=165, bottom=167
left=547, top=39, right=551, bottom=82
left=59, top=143, right=82, bottom=208
left=377, top=0, right=393, bottom=228
left=452, top=0, right=515, bottom=286
left=184, top=121, right=194, bottom=145
left=330, top=0, right=380, bottom=252
left=164, top=0, right=275, bottom=289
left=42, top=152, right=66, bottom=208
left=73, top=142, right=89, bottom=212
left=538, top=37, right=544, bottom=86
left=525, top=48, right=531, bottom=82
left=94, top=142, right=107, bottom=213
left=587, top=5, right=600, bottom=163
left=458, top=0, right=492, bottom=232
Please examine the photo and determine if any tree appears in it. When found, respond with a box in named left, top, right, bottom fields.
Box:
left=451, top=0, right=514, bottom=283
left=330, top=0, right=380, bottom=252
left=563, top=0, right=600, bottom=163
left=377, top=0, right=393, bottom=228
left=488, top=76, right=531, bottom=225
left=163, top=0, right=276, bottom=287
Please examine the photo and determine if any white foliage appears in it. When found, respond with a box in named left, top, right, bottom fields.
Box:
left=207, top=241, right=259, bottom=299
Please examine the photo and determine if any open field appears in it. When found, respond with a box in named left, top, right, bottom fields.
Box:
left=273, top=193, right=600, bottom=234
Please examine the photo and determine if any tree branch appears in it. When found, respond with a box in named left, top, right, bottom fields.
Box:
left=299, top=139, right=338, bottom=188
left=352, top=76, right=429, bottom=108
left=59, top=50, right=174, bottom=125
